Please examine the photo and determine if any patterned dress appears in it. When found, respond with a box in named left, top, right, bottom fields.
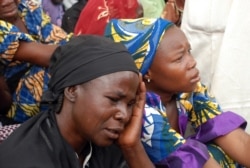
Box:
left=0, top=0, right=72, bottom=123
left=142, top=82, right=246, bottom=168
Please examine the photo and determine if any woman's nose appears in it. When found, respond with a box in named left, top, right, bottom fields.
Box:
left=114, top=107, right=130, bottom=123
left=187, top=55, right=197, bottom=69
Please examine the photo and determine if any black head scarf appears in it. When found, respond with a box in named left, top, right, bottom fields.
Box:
left=43, top=35, right=138, bottom=103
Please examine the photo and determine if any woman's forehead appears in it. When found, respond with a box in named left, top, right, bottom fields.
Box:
left=92, top=71, right=138, bottom=83
left=82, top=71, right=139, bottom=95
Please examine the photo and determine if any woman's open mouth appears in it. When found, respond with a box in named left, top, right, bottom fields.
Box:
left=105, top=128, right=122, bottom=139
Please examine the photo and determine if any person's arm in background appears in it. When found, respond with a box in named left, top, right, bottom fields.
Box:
left=14, top=41, right=58, bottom=67
left=0, top=20, right=61, bottom=67
left=11, top=2, right=72, bottom=67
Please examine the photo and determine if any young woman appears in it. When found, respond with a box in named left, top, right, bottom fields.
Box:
left=105, top=18, right=250, bottom=168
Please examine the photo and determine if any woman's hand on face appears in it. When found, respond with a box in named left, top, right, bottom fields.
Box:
left=117, top=74, right=146, bottom=149
left=116, top=76, right=155, bottom=168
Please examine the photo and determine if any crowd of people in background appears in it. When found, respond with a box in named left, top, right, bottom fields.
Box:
left=1, top=0, right=250, bottom=167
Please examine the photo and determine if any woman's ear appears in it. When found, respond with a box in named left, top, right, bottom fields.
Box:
left=64, top=86, right=77, bottom=102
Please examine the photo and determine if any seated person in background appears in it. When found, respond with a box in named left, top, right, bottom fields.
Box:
left=0, top=35, right=154, bottom=168
left=105, top=18, right=250, bottom=167
left=0, top=0, right=72, bottom=124
left=61, top=0, right=88, bottom=33
left=41, top=0, right=64, bottom=26
left=74, top=0, right=142, bottom=36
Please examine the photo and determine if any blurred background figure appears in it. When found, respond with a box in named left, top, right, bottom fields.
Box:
left=61, top=0, right=87, bottom=33
left=138, top=0, right=165, bottom=18
left=42, top=0, right=64, bottom=26
left=74, top=0, right=141, bottom=35
left=181, top=0, right=250, bottom=132
left=161, top=0, right=185, bottom=27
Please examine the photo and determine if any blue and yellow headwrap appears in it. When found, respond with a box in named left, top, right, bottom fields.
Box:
left=104, top=18, right=174, bottom=75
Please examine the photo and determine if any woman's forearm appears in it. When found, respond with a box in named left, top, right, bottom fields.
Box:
left=15, top=42, right=58, bottom=67
left=214, top=128, right=250, bottom=167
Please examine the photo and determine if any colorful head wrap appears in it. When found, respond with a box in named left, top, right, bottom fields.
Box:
left=43, top=35, right=138, bottom=103
left=104, top=18, right=174, bottom=75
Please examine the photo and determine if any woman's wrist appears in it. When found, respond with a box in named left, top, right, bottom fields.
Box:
left=121, top=142, right=155, bottom=168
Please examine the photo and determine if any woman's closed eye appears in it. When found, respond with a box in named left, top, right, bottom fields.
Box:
left=175, top=49, right=191, bottom=62
left=106, top=96, right=136, bottom=108
left=107, top=96, right=119, bottom=103
left=174, top=55, right=183, bottom=62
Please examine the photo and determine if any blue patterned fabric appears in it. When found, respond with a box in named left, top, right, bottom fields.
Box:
left=142, top=82, right=246, bottom=167
left=0, top=0, right=72, bottom=123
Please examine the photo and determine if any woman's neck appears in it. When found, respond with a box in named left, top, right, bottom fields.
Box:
left=145, top=82, right=174, bottom=104
left=55, top=109, right=87, bottom=155
left=155, top=92, right=180, bottom=133
left=145, top=84, right=180, bottom=132
left=149, top=88, right=174, bottom=105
